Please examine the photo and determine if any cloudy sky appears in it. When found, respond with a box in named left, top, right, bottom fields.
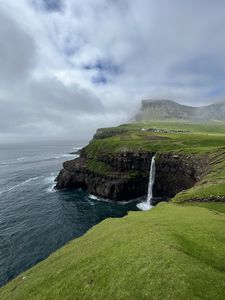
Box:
left=0, top=0, right=225, bottom=143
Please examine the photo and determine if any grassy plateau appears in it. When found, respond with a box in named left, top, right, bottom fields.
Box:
left=1, top=121, right=225, bottom=299
left=85, top=121, right=225, bottom=156
left=84, top=121, right=225, bottom=202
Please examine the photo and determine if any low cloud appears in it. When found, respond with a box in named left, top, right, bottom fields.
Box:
left=0, top=0, right=225, bottom=142
left=0, top=9, right=36, bottom=85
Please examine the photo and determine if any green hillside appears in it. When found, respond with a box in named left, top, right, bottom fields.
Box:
left=1, top=203, right=225, bottom=300
left=86, top=121, right=225, bottom=156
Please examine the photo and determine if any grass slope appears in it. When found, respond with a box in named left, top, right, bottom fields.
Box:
left=172, top=148, right=225, bottom=203
left=1, top=203, right=225, bottom=300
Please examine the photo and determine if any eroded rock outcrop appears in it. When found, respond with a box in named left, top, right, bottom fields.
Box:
left=55, top=149, right=209, bottom=202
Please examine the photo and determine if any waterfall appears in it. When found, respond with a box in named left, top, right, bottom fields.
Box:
left=137, top=155, right=156, bottom=211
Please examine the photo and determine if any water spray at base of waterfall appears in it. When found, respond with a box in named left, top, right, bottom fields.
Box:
left=137, top=155, right=156, bottom=211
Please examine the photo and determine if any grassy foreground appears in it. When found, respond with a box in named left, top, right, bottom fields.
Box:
left=1, top=203, right=225, bottom=300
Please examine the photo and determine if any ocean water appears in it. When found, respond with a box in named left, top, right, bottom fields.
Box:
left=0, top=141, right=139, bottom=287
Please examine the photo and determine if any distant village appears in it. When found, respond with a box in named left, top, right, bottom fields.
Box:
left=141, top=128, right=191, bottom=134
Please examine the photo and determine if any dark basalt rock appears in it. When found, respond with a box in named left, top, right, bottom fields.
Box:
left=96, top=151, right=154, bottom=172
left=154, top=153, right=208, bottom=198
left=55, top=158, right=149, bottom=201
left=55, top=150, right=209, bottom=202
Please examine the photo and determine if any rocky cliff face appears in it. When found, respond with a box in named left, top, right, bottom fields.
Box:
left=135, top=99, right=225, bottom=122
left=154, top=153, right=208, bottom=197
left=55, top=152, right=151, bottom=201
left=95, top=151, right=153, bottom=172
left=56, top=149, right=209, bottom=202
left=135, top=99, right=195, bottom=121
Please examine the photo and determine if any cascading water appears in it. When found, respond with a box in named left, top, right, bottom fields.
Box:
left=137, top=155, right=156, bottom=211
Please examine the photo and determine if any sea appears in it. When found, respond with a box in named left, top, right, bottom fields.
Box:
left=0, top=141, right=139, bottom=287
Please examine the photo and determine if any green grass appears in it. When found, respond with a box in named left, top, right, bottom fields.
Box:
left=86, top=159, right=112, bottom=175
left=86, top=159, right=142, bottom=179
left=119, top=120, right=225, bottom=135
left=2, top=203, right=225, bottom=299
left=183, top=202, right=225, bottom=214
left=84, top=121, right=225, bottom=158
left=172, top=182, right=225, bottom=203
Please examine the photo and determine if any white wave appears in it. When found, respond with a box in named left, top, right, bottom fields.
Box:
left=44, top=174, right=57, bottom=193
left=88, top=194, right=112, bottom=203
left=87, top=194, right=103, bottom=205
left=25, top=176, right=43, bottom=183
left=16, top=157, right=27, bottom=161
left=88, top=194, right=142, bottom=206
left=46, top=184, right=57, bottom=193
left=0, top=157, right=28, bottom=165
left=88, top=194, right=99, bottom=200
left=53, top=154, right=79, bottom=159
left=88, top=194, right=141, bottom=206
left=0, top=176, right=43, bottom=195
left=16, top=155, right=46, bottom=162
left=1, top=155, right=49, bottom=165
left=0, top=162, right=10, bottom=165
left=117, top=198, right=139, bottom=205
left=0, top=159, right=25, bottom=165
left=44, top=174, right=56, bottom=184
left=1, top=153, right=79, bottom=167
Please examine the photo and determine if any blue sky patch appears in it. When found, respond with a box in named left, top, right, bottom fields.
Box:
left=84, top=58, right=121, bottom=85
left=83, top=59, right=121, bottom=75
left=92, top=73, right=108, bottom=85
left=31, top=0, right=63, bottom=13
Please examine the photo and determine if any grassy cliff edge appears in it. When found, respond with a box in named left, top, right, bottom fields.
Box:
left=1, top=203, right=225, bottom=299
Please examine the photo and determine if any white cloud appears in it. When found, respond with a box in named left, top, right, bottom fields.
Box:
left=0, top=0, right=225, bottom=142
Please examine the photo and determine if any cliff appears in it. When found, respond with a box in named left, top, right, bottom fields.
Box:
left=56, top=150, right=208, bottom=202
left=135, top=99, right=225, bottom=122
left=55, top=121, right=225, bottom=203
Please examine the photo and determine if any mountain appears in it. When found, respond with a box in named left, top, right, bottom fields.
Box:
left=135, top=99, right=225, bottom=121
